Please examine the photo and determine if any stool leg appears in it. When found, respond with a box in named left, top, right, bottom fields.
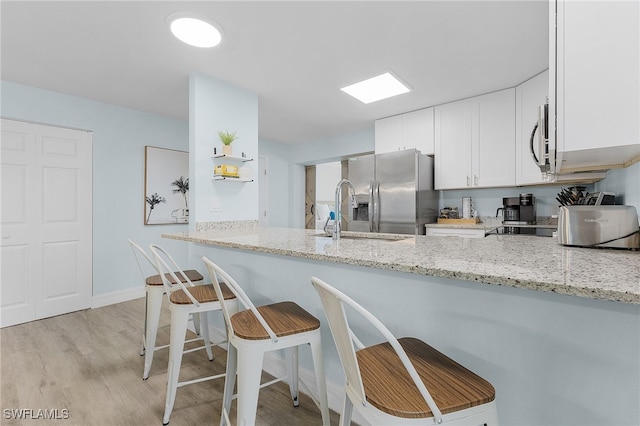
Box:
left=163, top=308, right=190, bottom=425
left=236, top=346, right=264, bottom=426
left=140, top=292, right=148, bottom=356
left=310, top=335, right=330, bottom=426
left=220, top=344, right=237, bottom=426
left=192, top=312, right=201, bottom=336
left=340, top=393, right=353, bottom=426
left=200, top=311, right=214, bottom=361
left=284, top=346, right=299, bottom=406
left=143, top=286, right=163, bottom=380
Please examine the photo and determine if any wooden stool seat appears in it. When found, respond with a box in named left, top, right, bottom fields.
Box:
left=230, top=301, right=320, bottom=340
left=145, top=269, right=203, bottom=286
left=357, top=337, right=495, bottom=418
left=169, top=282, right=235, bottom=305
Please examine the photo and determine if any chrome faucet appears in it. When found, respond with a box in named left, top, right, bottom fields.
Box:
left=334, top=179, right=356, bottom=240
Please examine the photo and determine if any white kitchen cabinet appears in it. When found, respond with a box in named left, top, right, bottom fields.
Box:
left=374, top=115, right=402, bottom=154
left=550, top=0, right=639, bottom=174
left=434, top=88, right=515, bottom=190
left=374, top=107, right=434, bottom=155
left=515, top=70, right=549, bottom=185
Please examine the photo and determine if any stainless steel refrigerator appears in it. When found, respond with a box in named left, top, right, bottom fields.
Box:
left=347, top=149, right=438, bottom=235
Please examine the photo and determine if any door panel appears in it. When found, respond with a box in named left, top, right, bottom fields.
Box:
left=1, top=120, right=37, bottom=327
left=376, top=150, right=417, bottom=234
left=1, top=119, right=92, bottom=327
left=36, top=124, right=92, bottom=319
left=305, top=166, right=316, bottom=229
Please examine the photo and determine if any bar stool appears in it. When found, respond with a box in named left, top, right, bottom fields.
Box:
left=202, top=256, right=330, bottom=426
left=150, top=245, right=238, bottom=425
left=311, top=276, right=498, bottom=426
left=128, top=239, right=206, bottom=380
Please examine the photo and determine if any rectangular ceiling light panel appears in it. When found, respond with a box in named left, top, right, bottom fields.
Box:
left=340, top=72, right=410, bottom=104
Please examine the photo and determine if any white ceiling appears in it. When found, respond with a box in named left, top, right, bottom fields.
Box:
left=1, top=1, right=549, bottom=145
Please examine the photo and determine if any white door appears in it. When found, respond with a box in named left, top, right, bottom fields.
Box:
left=1, top=119, right=93, bottom=327
left=258, top=156, right=268, bottom=227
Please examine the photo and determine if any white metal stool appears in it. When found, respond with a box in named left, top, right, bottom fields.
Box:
left=202, top=256, right=330, bottom=426
left=311, top=276, right=498, bottom=426
left=151, top=245, right=238, bottom=425
left=128, top=239, right=206, bottom=380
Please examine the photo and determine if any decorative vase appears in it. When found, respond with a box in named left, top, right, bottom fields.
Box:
left=222, top=145, right=233, bottom=156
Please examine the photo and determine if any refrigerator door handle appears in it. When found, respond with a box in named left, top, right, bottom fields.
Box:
left=374, top=180, right=381, bottom=233
left=368, top=180, right=374, bottom=232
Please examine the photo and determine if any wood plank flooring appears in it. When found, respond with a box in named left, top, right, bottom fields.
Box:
left=0, top=297, right=339, bottom=425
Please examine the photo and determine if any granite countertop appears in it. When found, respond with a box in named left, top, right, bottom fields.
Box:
left=163, top=226, right=640, bottom=304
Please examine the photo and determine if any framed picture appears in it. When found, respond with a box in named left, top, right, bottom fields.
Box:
left=144, top=146, right=189, bottom=225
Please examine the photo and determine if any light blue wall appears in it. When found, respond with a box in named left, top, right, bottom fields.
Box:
left=439, top=184, right=595, bottom=219
left=1, top=81, right=191, bottom=296
left=189, top=73, right=259, bottom=224
left=595, top=161, right=640, bottom=210
left=258, top=127, right=375, bottom=228
left=258, top=138, right=299, bottom=228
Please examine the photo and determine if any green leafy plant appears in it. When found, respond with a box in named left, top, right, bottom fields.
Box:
left=145, top=193, right=166, bottom=222
left=171, top=176, right=189, bottom=209
left=218, top=131, right=238, bottom=146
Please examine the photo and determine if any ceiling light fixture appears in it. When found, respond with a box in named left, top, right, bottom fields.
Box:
left=340, top=72, right=411, bottom=104
left=168, top=13, right=223, bottom=48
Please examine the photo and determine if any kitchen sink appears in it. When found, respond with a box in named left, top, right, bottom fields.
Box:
left=312, top=231, right=411, bottom=241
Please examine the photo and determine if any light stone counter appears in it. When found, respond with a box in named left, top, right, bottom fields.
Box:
left=163, top=226, right=640, bottom=304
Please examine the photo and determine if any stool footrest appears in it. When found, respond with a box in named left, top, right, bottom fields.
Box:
left=177, top=372, right=226, bottom=388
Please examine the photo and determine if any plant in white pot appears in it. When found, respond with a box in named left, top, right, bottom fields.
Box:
left=218, top=131, right=237, bottom=156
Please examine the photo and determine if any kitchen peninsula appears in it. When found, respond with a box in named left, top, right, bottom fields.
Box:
left=164, top=223, right=640, bottom=425
left=165, top=224, right=639, bottom=304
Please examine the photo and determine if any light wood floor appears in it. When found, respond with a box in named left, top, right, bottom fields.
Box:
left=0, top=297, right=340, bottom=425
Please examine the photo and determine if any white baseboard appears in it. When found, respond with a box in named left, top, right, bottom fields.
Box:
left=92, top=287, right=145, bottom=309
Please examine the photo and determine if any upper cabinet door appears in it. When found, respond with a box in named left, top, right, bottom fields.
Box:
left=403, top=108, right=435, bottom=155
left=474, top=88, right=516, bottom=188
left=374, top=115, right=403, bottom=154
left=435, top=89, right=515, bottom=190
left=551, top=0, right=640, bottom=173
left=434, top=99, right=473, bottom=189
left=374, top=108, right=435, bottom=155
left=515, top=70, right=549, bottom=186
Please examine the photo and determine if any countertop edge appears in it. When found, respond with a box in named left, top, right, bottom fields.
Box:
left=163, top=232, right=640, bottom=305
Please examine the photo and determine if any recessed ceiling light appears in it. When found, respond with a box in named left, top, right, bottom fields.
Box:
left=168, top=13, right=222, bottom=48
left=341, top=72, right=411, bottom=104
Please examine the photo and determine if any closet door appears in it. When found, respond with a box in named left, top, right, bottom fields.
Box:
left=1, top=119, right=93, bottom=327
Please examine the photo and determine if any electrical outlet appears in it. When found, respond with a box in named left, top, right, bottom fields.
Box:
left=210, top=198, right=222, bottom=212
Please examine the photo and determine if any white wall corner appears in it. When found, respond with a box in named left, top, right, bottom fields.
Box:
left=92, top=287, right=145, bottom=309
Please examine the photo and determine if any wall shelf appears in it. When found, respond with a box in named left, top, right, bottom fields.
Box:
left=212, top=176, right=253, bottom=182
left=212, top=154, right=253, bottom=162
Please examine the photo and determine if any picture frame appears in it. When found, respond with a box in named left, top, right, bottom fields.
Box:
left=144, top=146, right=189, bottom=225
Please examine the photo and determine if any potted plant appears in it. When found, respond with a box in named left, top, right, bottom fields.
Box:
left=218, top=130, right=238, bottom=156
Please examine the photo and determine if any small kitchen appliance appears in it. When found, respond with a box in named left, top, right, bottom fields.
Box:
left=557, top=205, right=640, bottom=249
left=496, top=194, right=537, bottom=234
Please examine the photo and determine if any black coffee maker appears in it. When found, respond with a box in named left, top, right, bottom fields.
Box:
left=496, top=194, right=536, bottom=234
